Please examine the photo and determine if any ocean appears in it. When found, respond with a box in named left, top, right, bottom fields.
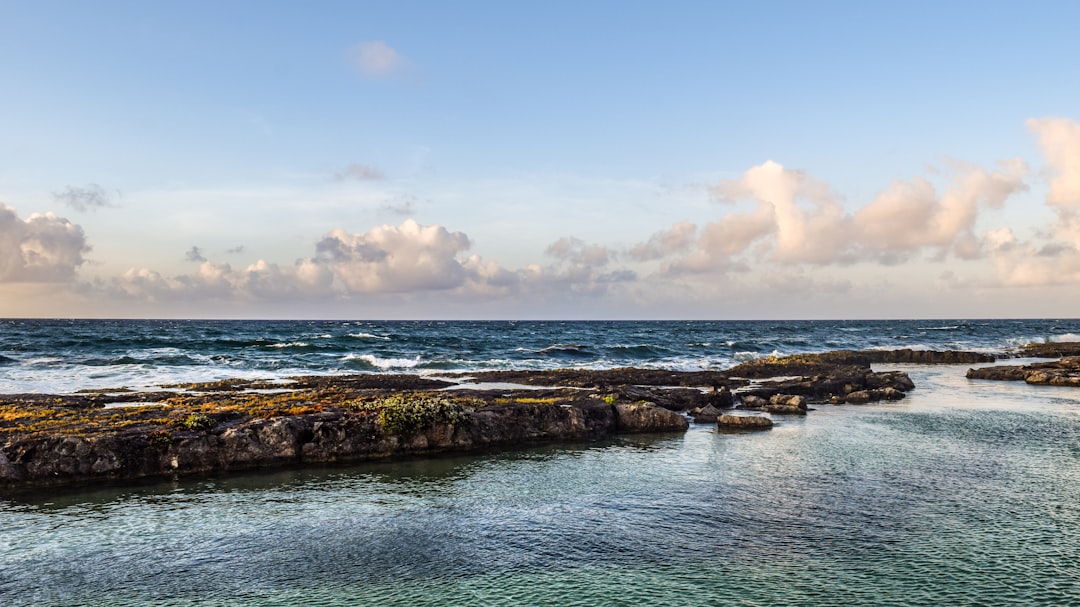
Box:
left=2, top=319, right=1080, bottom=606
left=1, top=318, right=1079, bottom=394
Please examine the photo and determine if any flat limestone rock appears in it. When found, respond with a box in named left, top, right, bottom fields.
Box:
left=716, top=414, right=773, bottom=431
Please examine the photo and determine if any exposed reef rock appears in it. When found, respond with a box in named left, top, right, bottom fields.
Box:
left=1, top=351, right=934, bottom=491
left=716, top=414, right=773, bottom=431
left=737, top=365, right=913, bottom=405
left=1016, top=342, right=1080, bottom=359
left=728, top=349, right=992, bottom=379
left=0, top=392, right=685, bottom=490
left=613, top=402, right=689, bottom=432
left=967, top=357, right=1080, bottom=387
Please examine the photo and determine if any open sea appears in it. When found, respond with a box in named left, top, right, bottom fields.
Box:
left=2, top=319, right=1080, bottom=606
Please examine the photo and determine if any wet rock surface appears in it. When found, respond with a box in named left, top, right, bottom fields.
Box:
left=1015, top=342, right=1080, bottom=358
left=967, top=356, right=1080, bottom=387
left=2, top=349, right=967, bottom=490
left=716, top=414, right=774, bottom=431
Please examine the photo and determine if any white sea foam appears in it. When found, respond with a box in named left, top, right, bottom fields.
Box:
left=268, top=342, right=310, bottom=348
left=1052, top=333, right=1080, bottom=342
left=347, top=332, right=391, bottom=341
left=343, top=353, right=421, bottom=369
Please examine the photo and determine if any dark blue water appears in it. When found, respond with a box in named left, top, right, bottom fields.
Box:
left=1, top=319, right=1079, bottom=393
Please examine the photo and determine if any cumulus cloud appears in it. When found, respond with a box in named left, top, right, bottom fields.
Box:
left=350, top=41, right=406, bottom=77
left=111, top=220, right=514, bottom=302
left=1027, top=117, right=1080, bottom=208
left=708, top=160, right=851, bottom=265
left=642, top=157, right=1027, bottom=277
left=52, top=183, right=116, bottom=212
left=0, top=204, right=89, bottom=282
left=334, top=163, right=385, bottom=181
left=545, top=236, right=615, bottom=267
left=629, top=221, right=697, bottom=262
left=972, top=117, right=1080, bottom=287
left=852, top=158, right=1027, bottom=262
left=316, top=219, right=473, bottom=293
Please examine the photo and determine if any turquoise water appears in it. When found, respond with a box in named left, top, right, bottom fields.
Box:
left=2, top=364, right=1079, bottom=606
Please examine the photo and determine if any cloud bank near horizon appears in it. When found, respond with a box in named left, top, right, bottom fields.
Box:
left=3, top=116, right=1080, bottom=315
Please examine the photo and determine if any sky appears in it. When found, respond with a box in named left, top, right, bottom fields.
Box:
left=2, top=0, right=1080, bottom=319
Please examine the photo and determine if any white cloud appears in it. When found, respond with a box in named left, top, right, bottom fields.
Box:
left=316, top=219, right=473, bottom=293
left=629, top=221, right=697, bottom=261
left=852, top=158, right=1027, bottom=262
left=350, top=41, right=406, bottom=77
left=643, top=157, right=1027, bottom=277
left=545, top=236, right=615, bottom=267
left=711, top=160, right=848, bottom=265
left=1027, top=117, right=1080, bottom=208
left=970, top=118, right=1080, bottom=287
left=109, top=220, right=515, bottom=302
left=0, top=204, right=89, bottom=282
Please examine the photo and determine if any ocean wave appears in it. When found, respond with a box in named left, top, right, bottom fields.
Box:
left=342, top=353, right=421, bottom=369
left=606, top=344, right=664, bottom=357
left=917, top=325, right=961, bottom=331
left=0, top=355, right=16, bottom=365
left=267, top=342, right=311, bottom=349
left=733, top=350, right=776, bottom=362
left=537, top=344, right=596, bottom=357
left=347, top=332, right=391, bottom=341
left=1051, top=333, right=1080, bottom=343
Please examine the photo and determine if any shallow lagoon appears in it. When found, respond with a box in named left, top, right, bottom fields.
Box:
left=2, top=365, right=1079, bottom=606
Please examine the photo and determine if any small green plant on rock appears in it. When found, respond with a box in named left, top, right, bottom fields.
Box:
left=148, top=429, right=175, bottom=446
left=173, top=413, right=215, bottom=432
left=372, top=394, right=471, bottom=436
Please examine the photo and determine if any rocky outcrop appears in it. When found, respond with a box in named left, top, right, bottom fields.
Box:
left=737, top=366, right=913, bottom=405
left=1, top=350, right=928, bottom=491
left=613, top=402, right=689, bottom=432
left=728, top=349, right=993, bottom=379
left=1017, top=342, right=1080, bottom=358
left=736, top=393, right=807, bottom=415
left=967, top=357, right=1080, bottom=387
left=0, top=398, right=684, bottom=490
left=716, top=414, right=773, bottom=431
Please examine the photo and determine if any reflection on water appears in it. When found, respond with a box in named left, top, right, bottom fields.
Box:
left=2, top=366, right=1080, bottom=606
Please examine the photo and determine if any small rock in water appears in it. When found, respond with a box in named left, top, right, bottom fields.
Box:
left=692, top=404, right=721, bottom=423
left=716, top=414, right=773, bottom=431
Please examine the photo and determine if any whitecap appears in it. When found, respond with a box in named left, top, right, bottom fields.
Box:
left=342, top=353, right=421, bottom=369
left=347, top=332, right=391, bottom=341
left=267, top=342, right=310, bottom=348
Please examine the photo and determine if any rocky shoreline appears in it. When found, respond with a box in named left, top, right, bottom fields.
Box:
left=966, top=356, right=1080, bottom=386
left=1, top=345, right=1074, bottom=491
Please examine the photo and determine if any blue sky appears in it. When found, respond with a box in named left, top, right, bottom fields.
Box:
left=2, top=1, right=1080, bottom=318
